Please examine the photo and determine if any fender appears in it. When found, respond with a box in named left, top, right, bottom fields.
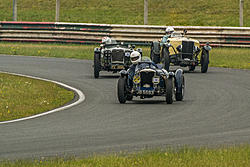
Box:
left=175, top=69, right=184, bottom=89
left=136, top=48, right=143, bottom=56
left=163, top=41, right=172, bottom=48
left=203, top=42, right=212, bottom=51
left=94, top=47, right=101, bottom=53
left=168, top=71, right=175, bottom=78
left=162, top=69, right=174, bottom=78
left=119, top=70, right=128, bottom=77
left=151, top=41, right=161, bottom=55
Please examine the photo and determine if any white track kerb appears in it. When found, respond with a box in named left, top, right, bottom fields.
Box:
left=0, top=71, right=85, bottom=124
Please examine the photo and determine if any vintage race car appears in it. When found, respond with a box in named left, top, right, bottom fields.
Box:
left=93, top=39, right=142, bottom=78
left=117, top=60, right=185, bottom=104
left=150, top=30, right=211, bottom=73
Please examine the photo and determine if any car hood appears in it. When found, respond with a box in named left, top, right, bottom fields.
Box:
left=103, top=46, right=132, bottom=52
left=169, top=36, right=200, bottom=44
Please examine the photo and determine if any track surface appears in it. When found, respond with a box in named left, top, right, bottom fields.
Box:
left=0, top=55, right=249, bottom=160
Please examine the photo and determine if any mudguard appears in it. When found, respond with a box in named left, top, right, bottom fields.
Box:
left=162, top=69, right=174, bottom=78
left=175, top=69, right=184, bottom=89
left=94, top=47, right=101, bottom=53
left=120, top=70, right=128, bottom=77
left=136, top=48, right=143, bottom=56
left=168, top=71, right=175, bottom=78
left=203, top=43, right=212, bottom=51
left=151, top=41, right=161, bottom=55
left=163, top=42, right=171, bottom=48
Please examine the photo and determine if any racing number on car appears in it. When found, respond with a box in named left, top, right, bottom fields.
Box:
left=138, top=90, right=154, bottom=95
left=133, top=75, right=140, bottom=84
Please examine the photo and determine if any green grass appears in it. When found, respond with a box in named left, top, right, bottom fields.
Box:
left=1, top=146, right=250, bottom=167
left=0, top=0, right=249, bottom=26
left=0, top=42, right=250, bottom=69
left=0, top=42, right=96, bottom=60
left=0, top=73, right=74, bottom=122
left=210, top=48, right=250, bottom=69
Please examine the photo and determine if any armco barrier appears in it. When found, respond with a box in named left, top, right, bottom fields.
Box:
left=0, top=21, right=250, bottom=47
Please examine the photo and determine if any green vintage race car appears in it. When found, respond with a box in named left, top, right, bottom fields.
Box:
left=150, top=30, right=211, bottom=73
left=93, top=38, right=142, bottom=78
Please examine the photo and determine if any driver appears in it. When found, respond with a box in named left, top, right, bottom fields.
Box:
left=127, top=51, right=142, bottom=84
left=127, top=51, right=159, bottom=86
left=160, top=26, right=174, bottom=46
left=101, top=36, right=112, bottom=44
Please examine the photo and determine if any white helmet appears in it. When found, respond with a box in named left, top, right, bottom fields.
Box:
left=101, top=37, right=112, bottom=44
left=130, top=51, right=141, bottom=64
left=166, top=26, right=174, bottom=35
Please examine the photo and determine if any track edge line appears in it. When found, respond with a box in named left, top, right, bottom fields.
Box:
left=0, top=71, right=85, bottom=124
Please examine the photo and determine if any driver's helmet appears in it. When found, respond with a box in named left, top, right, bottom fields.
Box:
left=101, top=37, right=112, bottom=44
left=130, top=51, right=141, bottom=64
left=165, top=26, right=174, bottom=35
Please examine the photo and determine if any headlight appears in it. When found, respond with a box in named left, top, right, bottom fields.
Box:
left=176, top=45, right=182, bottom=52
left=133, top=75, right=140, bottom=84
left=125, top=52, right=130, bottom=57
left=104, top=50, right=111, bottom=56
left=152, top=77, right=160, bottom=84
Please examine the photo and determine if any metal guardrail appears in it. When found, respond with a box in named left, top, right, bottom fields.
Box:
left=0, top=21, right=250, bottom=47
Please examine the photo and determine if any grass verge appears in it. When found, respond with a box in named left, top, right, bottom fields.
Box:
left=210, top=48, right=250, bottom=69
left=0, top=42, right=249, bottom=69
left=0, top=0, right=249, bottom=26
left=1, top=146, right=250, bottom=167
left=0, top=73, right=74, bottom=122
left=0, top=42, right=96, bottom=60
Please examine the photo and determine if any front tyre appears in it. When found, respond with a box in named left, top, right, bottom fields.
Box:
left=117, top=77, right=127, bottom=103
left=200, top=50, right=209, bottom=73
left=94, top=52, right=101, bottom=78
left=165, top=78, right=173, bottom=104
left=162, top=47, right=170, bottom=71
left=175, top=76, right=185, bottom=101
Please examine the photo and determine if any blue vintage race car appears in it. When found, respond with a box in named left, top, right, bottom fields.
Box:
left=117, top=60, right=185, bottom=104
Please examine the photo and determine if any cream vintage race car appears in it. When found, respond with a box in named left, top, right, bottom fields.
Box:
left=150, top=30, right=211, bottom=73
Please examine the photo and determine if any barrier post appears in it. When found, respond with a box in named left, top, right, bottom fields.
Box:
left=144, top=0, right=148, bottom=25
left=13, top=0, right=17, bottom=21
left=56, top=0, right=60, bottom=22
left=240, top=0, right=244, bottom=27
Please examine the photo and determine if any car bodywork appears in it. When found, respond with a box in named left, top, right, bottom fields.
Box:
left=117, top=60, right=185, bottom=104
left=150, top=31, right=211, bottom=73
left=94, top=40, right=142, bottom=78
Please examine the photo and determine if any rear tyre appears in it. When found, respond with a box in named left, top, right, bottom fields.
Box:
left=150, top=47, right=160, bottom=64
left=94, top=53, right=101, bottom=78
left=117, top=77, right=127, bottom=103
left=201, top=50, right=209, bottom=73
left=165, top=78, right=173, bottom=104
left=175, top=76, right=185, bottom=101
left=162, top=47, right=170, bottom=71
left=150, top=42, right=161, bottom=64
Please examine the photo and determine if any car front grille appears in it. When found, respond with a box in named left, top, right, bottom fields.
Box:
left=140, top=71, right=155, bottom=88
left=182, top=41, right=194, bottom=59
left=112, top=49, right=124, bottom=62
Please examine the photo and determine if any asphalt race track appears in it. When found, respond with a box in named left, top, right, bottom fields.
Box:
left=0, top=55, right=249, bottom=160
